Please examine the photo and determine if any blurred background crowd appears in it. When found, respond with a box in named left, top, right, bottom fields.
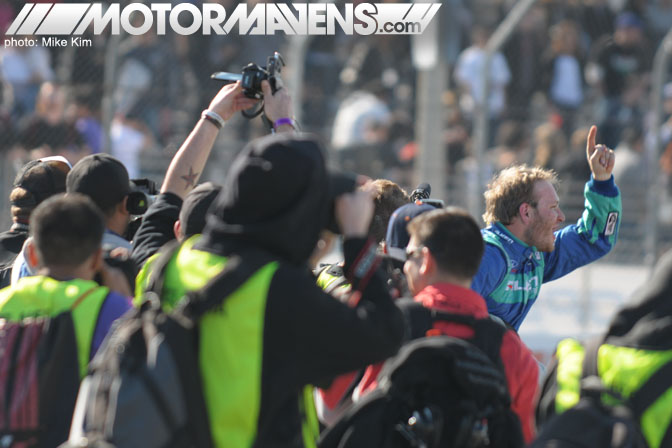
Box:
left=1, top=0, right=672, bottom=265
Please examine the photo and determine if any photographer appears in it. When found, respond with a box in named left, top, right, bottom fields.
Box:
left=0, top=193, right=132, bottom=446
left=132, top=133, right=404, bottom=447
left=131, top=80, right=294, bottom=270
left=313, top=179, right=408, bottom=426
left=66, top=153, right=135, bottom=253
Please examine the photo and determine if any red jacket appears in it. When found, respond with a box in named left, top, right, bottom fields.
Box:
left=356, top=283, right=539, bottom=443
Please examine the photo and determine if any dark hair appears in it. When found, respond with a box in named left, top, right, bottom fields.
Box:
left=10, top=159, right=70, bottom=222
left=30, top=193, right=105, bottom=268
left=407, top=207, right=484, bottom=279
left=368, top=179, right=409, bottom=243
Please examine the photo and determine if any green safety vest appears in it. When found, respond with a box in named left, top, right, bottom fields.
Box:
left=0, top=276, right=109, bottom=378
left=554, top=339, right=672, bottom=448
left=136, top=236, right=319, bottom=448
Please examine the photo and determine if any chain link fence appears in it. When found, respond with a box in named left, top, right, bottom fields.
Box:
left=1, top=0, right=672, bottom=270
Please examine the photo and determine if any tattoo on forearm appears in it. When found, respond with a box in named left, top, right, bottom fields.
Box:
left=181, top=167, right=199, bottom=188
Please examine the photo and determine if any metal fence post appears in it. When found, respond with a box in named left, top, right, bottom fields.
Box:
left=412, top=0, right=447, bottom=201
left=287, top=34, right=309, bottom=126
left=101, top=33, right=122, bottom=154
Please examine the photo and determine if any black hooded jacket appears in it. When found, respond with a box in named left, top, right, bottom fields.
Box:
left=536, top=249, right=672, bottom=428
left=193, top=134, right=405, bottom=447
left=605, top=250, right=672, bottom=350
left=198, top=134, right=331, bottom=265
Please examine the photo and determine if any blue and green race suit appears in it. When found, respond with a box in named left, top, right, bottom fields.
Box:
left=472, top=176, right=621, bottom=330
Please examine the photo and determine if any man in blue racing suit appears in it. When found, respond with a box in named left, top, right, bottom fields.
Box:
left=472, top=125, right=621, bottom=330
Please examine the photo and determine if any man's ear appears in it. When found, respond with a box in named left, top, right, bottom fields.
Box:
left=518, top=202, right=533, bottom=225
left=90, top=247, right=104, bottom=273
left=119, top=195, right=130, bottom=216
left=419, top=247, right=434, bottom=276
left=174, top=220, right=182, bottom=241
left=25, top=239, right=40, bottom=269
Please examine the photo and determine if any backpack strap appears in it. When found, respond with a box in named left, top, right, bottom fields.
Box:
left=661, top=425, right=672, bottom=448
left=578, top=337, right=611, bottom=401
left=396, top=299, right=507, bottom=376
left=581, top=337, right=603, bottom=380
left=70, top=287, right=101, bottom=311
left=628, top=357, right=672, bottom=416
left=396, top=299, right=434, bottom=341
left=179, top=250, right=274, bottom=319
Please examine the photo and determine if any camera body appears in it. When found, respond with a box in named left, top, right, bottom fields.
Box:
left=240, top=52, right=285, bottom=99
left=127, top=178, right=158, bottom=216
left=124, top=178, right=159, bottom=242
left=211, top=52, right=286, bottom=122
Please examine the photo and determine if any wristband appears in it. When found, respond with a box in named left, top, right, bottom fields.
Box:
left=201, top=110, right=226, bottom=130
left=273, top=117, right=298, bottom=131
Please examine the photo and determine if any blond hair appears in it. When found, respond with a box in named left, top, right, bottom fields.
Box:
left=483, top=165, right=558, bottom=225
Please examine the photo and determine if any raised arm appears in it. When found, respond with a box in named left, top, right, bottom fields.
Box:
left=544, top=125, right=621, bottom=281
left=161, top=82, right=258, bottom=198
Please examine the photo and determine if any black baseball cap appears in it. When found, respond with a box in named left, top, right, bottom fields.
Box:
left=11, top=156, right=71, bottom=208
left=66, top=153, right=132, bottom=212
left=180, top=182, right=222, bottom=237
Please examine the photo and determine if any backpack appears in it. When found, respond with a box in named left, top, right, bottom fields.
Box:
left=0, top=287, right=98, bottom=447
left=532, top=339, right=672, bottom=448
left=64, top=242, right=270, bottom=448
left=318, top=301, right=524, bottom=448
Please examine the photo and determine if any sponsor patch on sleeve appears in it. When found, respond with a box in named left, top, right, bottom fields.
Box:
left=605, top=212, right=619, bottom=236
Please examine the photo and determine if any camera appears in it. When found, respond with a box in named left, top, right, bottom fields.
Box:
left=410, top=183, right=444, bottom=209
left=381, top=255, right=410, bottom=299
left=127, top=178, right=158, bottom=216
left=240, top=52, right=285, bottom=99
left=124, top=178, right=158, bottom=242
left=211, top=52, right=285, bottom=116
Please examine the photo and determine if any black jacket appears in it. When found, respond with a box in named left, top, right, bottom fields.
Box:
left=131, top=192, right=182, bottom=270
left=195, top=134, right=405, bottom=447
left=0, top=225, right=28, bottom=289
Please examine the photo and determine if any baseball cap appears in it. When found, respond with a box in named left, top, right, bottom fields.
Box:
left=66, top=153, right=132, bottom=212
left=385, top=202, right=435, bottom=262
left=180, top=182, right=222, bottom=237
left=11, top=156, right=72, bottom=208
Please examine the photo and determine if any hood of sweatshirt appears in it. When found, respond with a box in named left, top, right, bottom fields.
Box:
left=199, top=133, right=334, bottom=266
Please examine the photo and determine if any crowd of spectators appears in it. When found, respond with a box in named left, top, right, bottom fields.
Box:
left=0, top=7, right=668, bottom=442
left=0, top=0, right=671, bottom=257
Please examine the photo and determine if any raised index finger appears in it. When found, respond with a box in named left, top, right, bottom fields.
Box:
left=586, top=125, right=597, bottom=158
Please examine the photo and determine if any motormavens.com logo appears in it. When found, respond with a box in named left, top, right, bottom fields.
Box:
left=6, top=3, right=441, bottom=37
